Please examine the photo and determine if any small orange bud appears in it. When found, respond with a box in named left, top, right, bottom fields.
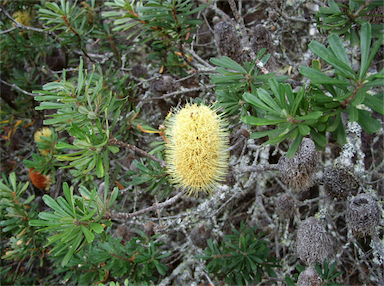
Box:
left=29, top=168, right=52, bottom=190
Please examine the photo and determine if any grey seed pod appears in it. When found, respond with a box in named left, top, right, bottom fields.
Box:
left=250, top=24, right=276, bottom=69
left=115, top=225, right=133, bottom=245
left=190, top=224, right=211, bottom=249
left=214, top=21, right=246, bottom=65
left=296, top=217, right=333, bottom=265
left=297, top=266, right=322, bottom=286
left=347, top=193, right=381, bottom=238
left=323, top=165, right=358, bottom=200
left=275, top=194, right=295, bottom=219
left=150, top=75, right=180, bottom=96
left=278, top=138, right=319, bottom=190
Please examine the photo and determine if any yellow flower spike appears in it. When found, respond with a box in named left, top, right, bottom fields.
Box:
left=12, top=10, right=32, bottom=27
left=165, top=103, right=229, bottom=196
left=34, top=127, right=53, bottom=156
left=34, top=127, right=52, bottom=143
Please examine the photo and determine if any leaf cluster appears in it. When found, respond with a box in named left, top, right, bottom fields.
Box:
left=211, top=51, right=288, bottom=118
left=125, top=158, right=173, bottom=199
left=52, top=232, right=170, bottom=285
left=242, top=23, right=383, bottom=156
left=0, top=173, right=39, bottom=261
left=29, top=181, right=118, bottom=266
left=104, top=0, right=208, bottom=74
left=316, top=0, right=384, bottom=45
left=196, top=221, right=280, bottom=285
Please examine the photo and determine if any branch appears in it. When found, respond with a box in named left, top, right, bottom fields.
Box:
left=108, top=137, right=166, bottom=168
left=0, top=7, right=50, bottom=34
left=141, top=84, right=215, bottom=101
left=110, top=188, right=187, bottom=220
left=0, top=78, right=42, bottom=96
left=233, top=163, right=279, bottom=174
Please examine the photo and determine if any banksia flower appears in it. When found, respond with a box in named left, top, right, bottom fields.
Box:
left=278, top=138, right=318, bottom=190
left=296, top=217, right=333, bottom=265
left=34, top=127, right=52, bottom=156
left=12, top=10, right=32, bottom=27
left=165, top=103, right=229, bottom=196
left=347, top=193, right=381, bottom=238
left=29, top=168, right=52, bottom=190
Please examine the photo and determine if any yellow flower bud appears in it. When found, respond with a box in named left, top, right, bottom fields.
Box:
left=12, top=10, right=32, bottom=27
left=34, top=127, right=52, bottom=143
left=165, top=103, right=229, bottom=196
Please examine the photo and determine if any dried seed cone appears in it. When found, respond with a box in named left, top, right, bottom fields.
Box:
left=275, top=194, right=295, bottom=219
left=296, top=217, right=333, bottom=265
left=165, top=103, right=229, bottom=196
left=297, top=266, right=322, bottom=286
left=278, top=138, right=318, bottom=190
left=347, top=193, right=381, bottom=238
left=323, top=164, right=358, bottom=199
left=214, top=21, right=246, bottom=65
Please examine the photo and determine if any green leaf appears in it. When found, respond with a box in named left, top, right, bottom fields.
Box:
left=89, top=222, right=104, bottom=234
left=250, top=128, right=285, bottom=139
left=257, top=88, right=282, bottom=113
left=96, top=155, right=104, bottom=178
left=308, top=40, right=355, bottom=78
left=358, top=23, right=371, bottom=79
left=349, top=105, right=358, bottom=122
left=81, top=225, right=95, bottom=243
left=295, top=111, right=323, bottom=121
left=42, top=195, right=67, bottom=216
left=286, top=134, right=303, bottom=158
left=310, top=130, right=327, bottom=147
left=300, top=67, right=351, bottom=85
left=364, top=93, right=384, bottom=115
left=109, top=187, right=119, bottom=209
left=210, top=56, right=247, bottom=74
left=298, top=123, right=311, bottom=136
left=242, top=116, right=285, bottom=126
left=243, top=92, right=279, bottom=114
left=328, top=34, right=351, bottom=69
left=357, top=109, right=381, bottom=134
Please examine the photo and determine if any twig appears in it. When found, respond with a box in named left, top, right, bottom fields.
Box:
left=108, top=138, right=166, bottom=168
left=0, top=79, right=41, bottom=96
left=110, top=188, right=187, bottom=220
left=233, top=163, right=279, bottom=174
left=141, top=84, right=215, bottom=101
left=0, top=7, right=50, bottom=34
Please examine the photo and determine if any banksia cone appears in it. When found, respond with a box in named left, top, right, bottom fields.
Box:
left=278, top=138, right=318, bottom=190
left=165, top=103, right=229, bottom=196
left=275, top=194, right=295, bottom=219
left=296, top=217, right=333, bottom=265
left=29, top=168, right=52, bottom=190
left=214, top=21, right=246, bottom=65
left=297, top=266, right=322, bottom=286
left=347, top=193, right=381, bottom=238
left=323, top=164, right=358, bottom=199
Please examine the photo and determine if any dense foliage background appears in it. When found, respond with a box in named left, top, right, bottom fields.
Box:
left=1, top=0, right=383, bottom=285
